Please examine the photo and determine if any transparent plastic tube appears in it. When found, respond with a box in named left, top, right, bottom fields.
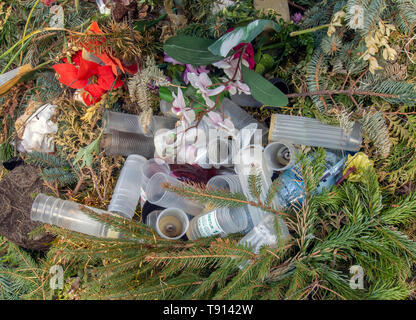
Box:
left=146, top=208, right=190, bottom=240
left=145, top=172, right=205, bottom=216
left=101, top=129, right=155, bottom=158
left=108, top=155, right=147, bottom=219
left=186, top=207, right=248, bottom=240
left=206, top=175, right=243, bottom=193
left=31, top=194, right=120, bottom=238
left=264, top=141, right=296, bottom=172
left=103, top=110, right=177, bottom=137
left=221, top=98, right=268, bottom=142
left=269, top=114, right=362, bottom=151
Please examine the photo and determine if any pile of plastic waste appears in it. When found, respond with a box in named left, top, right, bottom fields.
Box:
left=30, top=96, right=362, bottom=253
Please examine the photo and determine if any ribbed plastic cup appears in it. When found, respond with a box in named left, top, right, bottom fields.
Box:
left=103, top=110, right=146, bottom=135
left=264, top=141, right=296, bottom=172
left=186, top=207, right=249, bottom=240
left=31, top=194, right=120, bottom=238
left=108, top=155, right=147, bottom=219
left=150, top=116, right=178, bottom=135
left=101, top=129, right=155, bottom=158
left=269, top=114, right=362, bottom=152
left=206, top=175, right=243, bottom=193
left=145, top=172, right=204, bottom=216
left=149, top=208, right=190, bottom=240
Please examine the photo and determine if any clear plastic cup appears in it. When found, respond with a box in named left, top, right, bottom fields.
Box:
left=206, top=175, right=243, bottom=193
left=141, top=158, right=171, bottom=186
left=145, top=172, right=205, bottom=216
left=186, top=207, right=249, bottom=240
left=269, top=114, right=362, bottom=152
left=31, top=194, right=120, bottom=238
left=221, top=98, right=268, bottom=142
left=103, top=110, right=146, bottom=134
left=108, top=155, right=147, bottom=219
left=264, top=141, right=296, bottom=172
left=147, top=208, right=190, bottom=240
left=101, top=129, right=155, bottom=158
left=239, top=214, right=280, bottom=253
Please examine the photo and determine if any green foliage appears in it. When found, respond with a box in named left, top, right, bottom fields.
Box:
left=163, top=35, right=224, bottom=65
left=25, top=151, right=78, bottom=187
left=242, top=65, right=288, bottom=107
left=263, top=21, right=315, bottom=69
left=73, top=134, right=101, bottom=169
left=0, top=142, right=13, bottom=163
left=0, top=238, right=49, bottom=300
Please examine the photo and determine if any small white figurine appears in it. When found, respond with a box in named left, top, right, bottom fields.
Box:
left=19, top=104, right=58, bottom=153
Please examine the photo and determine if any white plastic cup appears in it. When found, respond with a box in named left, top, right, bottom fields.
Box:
left=145, top=172, right=205, bottom=216
left=108, top=155, right=147, bottom=219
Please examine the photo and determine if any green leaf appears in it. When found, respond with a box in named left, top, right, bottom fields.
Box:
left=73, top=135, right=101, bottom=169
left=159, top=86, right=174, bottom=102
left=208, top=19, right=282, bottom=57
left=163, top=36, right=224, bottom=66
left=242, top=65, right=288, bottom=107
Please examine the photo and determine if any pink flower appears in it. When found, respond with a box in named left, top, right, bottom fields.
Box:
left=204, top=111, right=235, bottom=132
left=212, top=57, right=251, bottom=95
left=183, top=64, right=210, bottom=84
left=164, top=54, right=210, bottom=85
left=187, top=73, right=225, bottom=108
left=225, top=80, right=251, bottom=95
left=172, top=88, right=195, bottom=125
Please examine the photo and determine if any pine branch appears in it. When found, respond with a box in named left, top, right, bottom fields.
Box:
left=163, top=182, right=291, bottom=218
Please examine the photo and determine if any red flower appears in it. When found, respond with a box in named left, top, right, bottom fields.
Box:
left=53, top=51, right=123, bottom=106
left=226, top=27, right=256, bottom=70
left=83, top=22, right=137, bottom=75
left=233, top=43, right=255, bottom=70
